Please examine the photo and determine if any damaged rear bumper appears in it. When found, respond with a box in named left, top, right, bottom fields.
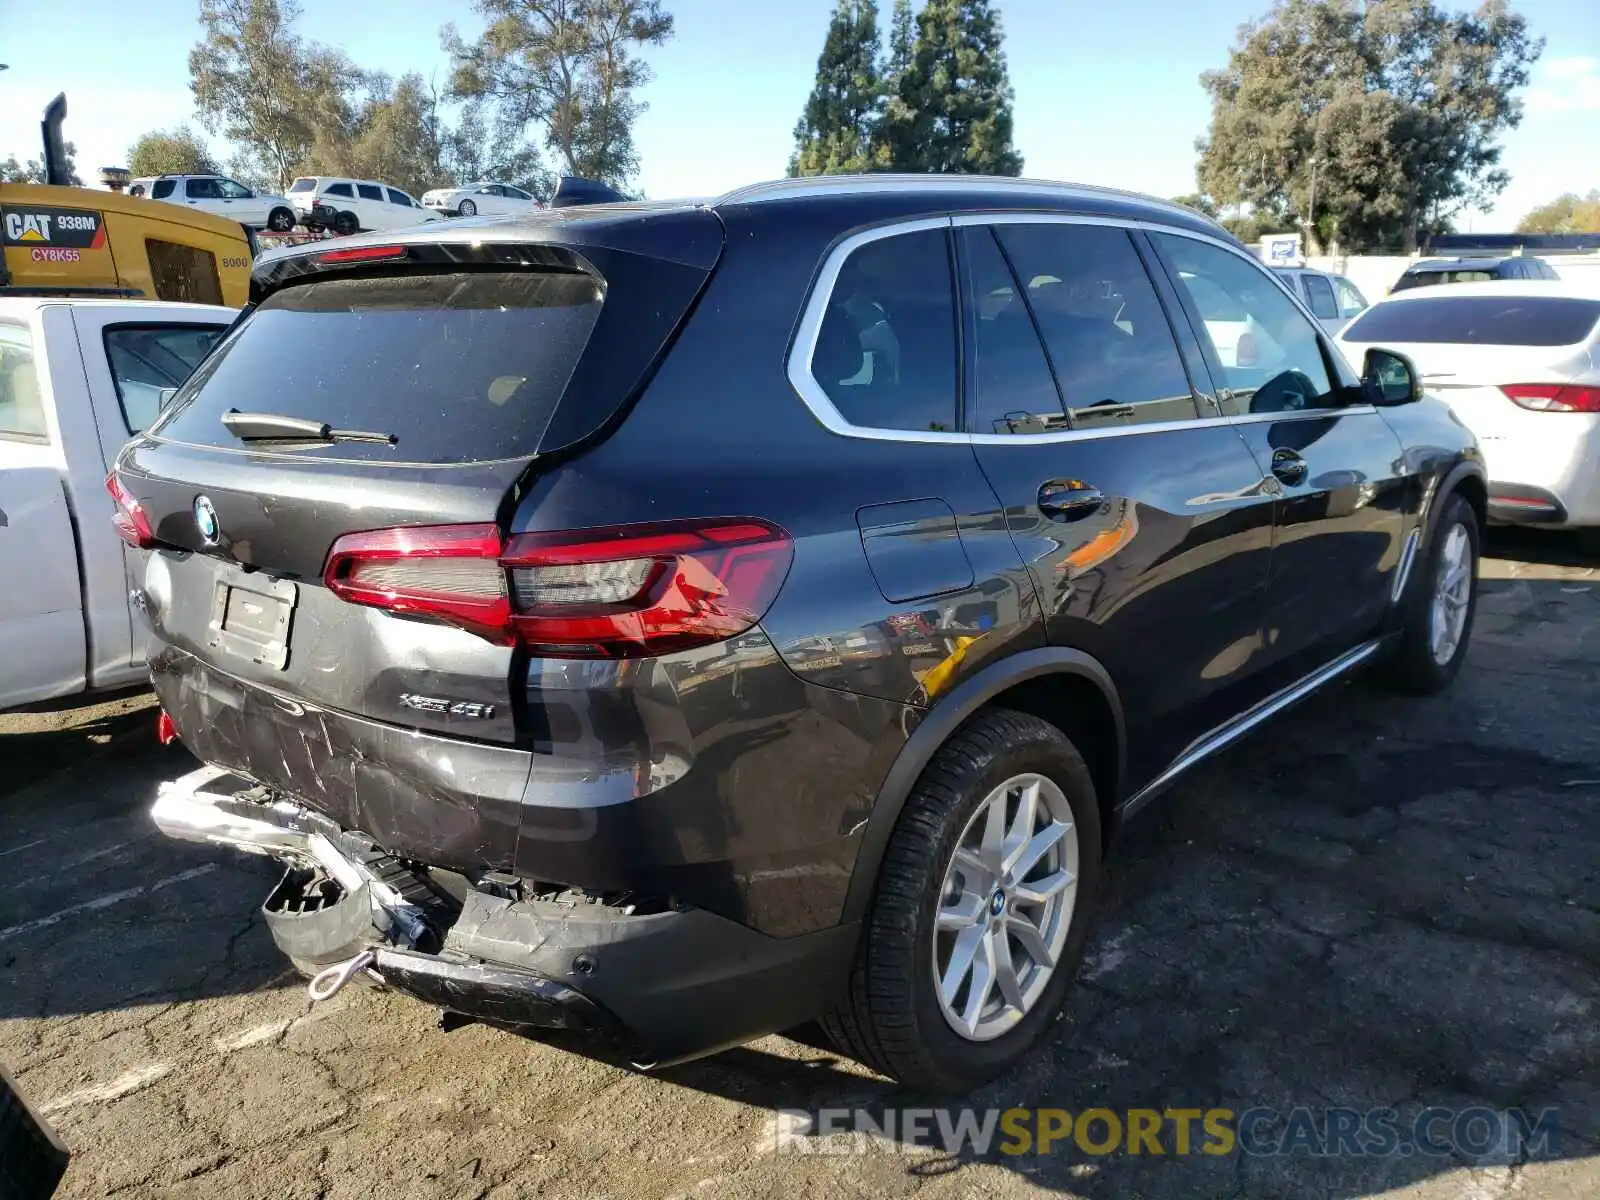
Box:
left=152, top=765, right=858, bottom=1064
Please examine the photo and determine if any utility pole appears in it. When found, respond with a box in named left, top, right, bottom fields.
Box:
left=1308, top=155, right=1320, bottom=255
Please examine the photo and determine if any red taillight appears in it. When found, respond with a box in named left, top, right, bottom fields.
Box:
left=1502, top=384, right=1600, bottom=413
left=106, top=473, right=154, bottom=548
left=156, top=709, right=178, bottom=745
left=317, top=244, right=409, bottom=265
left=323, top=519, right=793, bottom=658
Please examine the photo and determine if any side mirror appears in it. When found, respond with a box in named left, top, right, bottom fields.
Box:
left=157, top=387, right=179, bottom=410
left=1363, top=347, right=1421, bottom=406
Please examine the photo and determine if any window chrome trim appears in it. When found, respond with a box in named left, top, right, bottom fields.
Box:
left=785, top=212, right=1376, bottom=448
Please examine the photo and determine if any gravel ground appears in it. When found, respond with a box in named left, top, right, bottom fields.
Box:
left=1, top=528, right=1597, bottom=1200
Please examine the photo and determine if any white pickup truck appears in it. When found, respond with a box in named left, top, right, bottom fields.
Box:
left=0, top=296, right=234, bottom=709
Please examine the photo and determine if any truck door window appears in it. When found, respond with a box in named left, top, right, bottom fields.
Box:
left=103, top=324, right=226, bottom=432
left=151, top=179, right=177, bottom=199
left=145, top=240, right=225, bottom=306
left=0, top=323, right=48, bottom=441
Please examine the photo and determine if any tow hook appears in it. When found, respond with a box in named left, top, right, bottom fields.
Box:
left=307, top=948, right=381, bottom=1002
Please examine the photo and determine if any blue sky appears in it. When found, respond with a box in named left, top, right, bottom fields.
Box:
left=1, top=0, right=1596, bottom=232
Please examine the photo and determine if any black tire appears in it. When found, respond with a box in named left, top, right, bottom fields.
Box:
left=458, top=198, right=477, bottom=217
left=266, top=206, right=295, bottom=233
left=822, top=708, right=1103, bottom=1093
left=332, top=210, right=360, bottom=237
left=1375, top=493, right=1480, bottom=694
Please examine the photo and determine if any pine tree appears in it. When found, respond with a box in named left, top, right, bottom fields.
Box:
left=873, top=0, right=922, bottom=169
left=789, top=0, right=883, bottom=176
left=897, top=0, right=1023, bottom=176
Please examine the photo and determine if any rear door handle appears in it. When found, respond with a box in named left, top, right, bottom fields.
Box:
left=1271, top=449, right=1308, bottom=486
left=1038, top=480, right=1105, bottom=521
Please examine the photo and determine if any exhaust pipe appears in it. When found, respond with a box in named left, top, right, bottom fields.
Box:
left=152, top=766, right=315, bottom=859
left=150, top=764, right=427, bottom=946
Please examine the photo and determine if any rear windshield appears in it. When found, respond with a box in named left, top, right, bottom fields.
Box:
left=153, top=271, right=603, bottom=463
left=1342, top=296, right=1600, bottom=347
left=1392, top=268, right=1497, bottom=291
left=289, top=179, right=316, bottom=193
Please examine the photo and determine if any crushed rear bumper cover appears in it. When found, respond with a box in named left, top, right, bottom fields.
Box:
left=151, top=765, right=858, bottom=1065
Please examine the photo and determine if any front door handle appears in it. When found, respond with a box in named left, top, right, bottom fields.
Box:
left=1271, top=449, right=1308, bottom=486
left=1038, top=480, right=1105, bottom=521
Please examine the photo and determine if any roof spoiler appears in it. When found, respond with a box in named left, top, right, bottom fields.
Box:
left=41, top=93, right=71, bottom=187
left=550, top=176, right=627, bottom=208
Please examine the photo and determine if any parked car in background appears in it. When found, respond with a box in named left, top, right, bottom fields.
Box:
left=1339, top=280, right=1600, bottom=528
left=125, top=176, right=1483, bottom=1093
left=286, top=177, right=441, bottom=236
left=421, top=181, right=542, bottom=218
left=0, top=295, right=231, bottom=709
left=1391, top=255, right=1560, bottom=293
left=1272, top=266, right=1368, bottom=333
left=129, top=174, right=298, bottom=234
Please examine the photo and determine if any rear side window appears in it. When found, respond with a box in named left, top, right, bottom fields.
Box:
left=151, top=179, right=176, bottom=199
left=1303, top=274, right=1338, bottom=319
left=1341, top=297, right=1600, bottom=347
left=0, top=322, right=47, bottom=441
left=103, top=324, right=226, bottom=432
left=185, top=178, right=220, bottom=200
left=145, top=240, right=224, bottom=305
left=324, top=183, right=353, bottom=198
left=156, top=271, right=604, bottom=463
left=996, top=223, right=1196, bottom=429
left=358, top=183, right=384, bottom=202
left=960, top=227, right=1063, bottom=435
left=289, top=178, right=316, bottom=193
left=811, top=229, right=957, bottom=432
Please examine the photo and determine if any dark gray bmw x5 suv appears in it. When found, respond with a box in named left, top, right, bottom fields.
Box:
left=115, top=175, right=1484, bottom=1091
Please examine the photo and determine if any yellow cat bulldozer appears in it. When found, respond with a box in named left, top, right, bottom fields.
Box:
left=0, top=95, right=251, bottom=306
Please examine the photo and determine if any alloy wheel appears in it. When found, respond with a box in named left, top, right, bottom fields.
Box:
left=932, top=773, right=1079, bottom=1042
left=1429, top=523, right=1472, bottom=666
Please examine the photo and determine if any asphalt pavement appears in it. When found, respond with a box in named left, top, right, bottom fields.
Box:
left=1, top=527, right=1596, bottom=1199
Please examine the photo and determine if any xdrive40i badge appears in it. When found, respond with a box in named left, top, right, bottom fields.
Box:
left=397, top=693, right=497, bottom=720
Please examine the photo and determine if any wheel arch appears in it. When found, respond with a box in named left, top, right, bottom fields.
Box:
left=840, top=647, right=1126, bottom=924
left=1429, top=460, right=1487, bottom=542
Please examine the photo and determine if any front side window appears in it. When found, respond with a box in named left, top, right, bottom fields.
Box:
left=1334, top=277, right=1368, bottom=317
left=1303, top=274, right=1339, bottom=320
left=1154, top=233, right=1337, bottom=415
left=810, top=228, right=957, bottom=433
left=357, top=183, right=384, bottom=202
left=151, top=178, right=176, bottom=199
left=960, top=227, right=1064, bottom=435
left=996, top=223, right=1197, bottom=430
left=104, top=324, right=226, bottom=432
left=386, top=188, right=412, bottom=207
left=216, top=178, right=253, bottom=199
left=0, top=322, right=47, bottom=441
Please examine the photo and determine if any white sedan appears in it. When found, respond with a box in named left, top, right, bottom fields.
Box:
left=1338, top=280, right=1600, bottom=527
left=421, top=182, right=541, bottom=218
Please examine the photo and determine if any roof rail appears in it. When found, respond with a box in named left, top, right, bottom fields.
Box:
left=714, top=174, right=1217, bottom=225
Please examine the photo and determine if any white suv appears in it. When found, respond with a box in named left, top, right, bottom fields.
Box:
left=286, top=177, right=441, bottom=236
left=130, top=175, right=297, bottom=233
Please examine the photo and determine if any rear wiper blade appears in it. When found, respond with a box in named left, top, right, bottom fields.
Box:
left=221, top=410, right=396, bottom=445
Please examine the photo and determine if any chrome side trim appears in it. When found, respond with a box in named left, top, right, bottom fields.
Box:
left=1391, top=528, right=1423, bottom=602
left=784, top=213, right=1377, bottom=448
left=1119, top=639, right=1384, bottom=821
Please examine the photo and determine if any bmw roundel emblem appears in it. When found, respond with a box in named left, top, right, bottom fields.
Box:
left=193, top=495, right=220, bottom=546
